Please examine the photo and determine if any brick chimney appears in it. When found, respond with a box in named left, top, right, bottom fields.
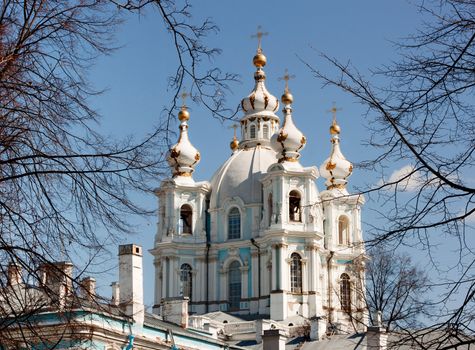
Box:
left=161, top=297, right=189, bottom=328
left=80, top=277, right=96, bottom=299
left=40, top=261, right=74, bottom=308
left=7, top=262, right=22, bottom=286
left=310, top=316, right=327, bottom=341
left=367, top=310, right=387, bottom=350
left=262, top=329, right=286, bottom=350
left=111, top=281, right=120, bottom=306
left=119, top=244, right=144, bottom=325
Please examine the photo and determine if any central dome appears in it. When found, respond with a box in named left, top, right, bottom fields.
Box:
left=209, top=146, right=277, bottom=208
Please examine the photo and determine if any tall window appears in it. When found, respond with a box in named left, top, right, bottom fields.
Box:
left=179, top=204, right=192, bottom=234
left=289, top=190, right=301, bottom=222
left=250, top=125, right=256, bottom=139
left=180, top=264, right=192, bottom=299
left=228, top=207, right=241, bottom=239
left=228, top=261, right=241, bottom=310
left=340, top=273, right=351, bottom=312
left=263, top=124, right=269, bottom=139
left=268, top=193, right=273, bottom=226
left=290, top=253, right=303, bottom=293
left=338, top=216, right=349, bottom=245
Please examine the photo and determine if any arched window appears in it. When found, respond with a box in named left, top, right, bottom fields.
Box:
left=250, top=124, right=256, bottom=139
left=228, top=207, right=241, bottom=239
left=263, top=124, right=269, bottom=139
left=340, top=273, right=351, bottom=312
left=228, top=261, right=241, bottom=310
left=290, top=253, right=303, bottom=293
left=179, top=204, right=193, bottom=234
left=180, top=264, right=192, bottom=299
left=338, top=216, right=350, bottom=245
left=268, top=193, right=273, bottom=226
left=289, top=190, right=301, bottom=222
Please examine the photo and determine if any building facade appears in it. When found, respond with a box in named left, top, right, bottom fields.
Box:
left=150, top=45, right=367, bottom=332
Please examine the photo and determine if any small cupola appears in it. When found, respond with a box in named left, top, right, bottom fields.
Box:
left=319, top=105, right=353, bottom=191
left=271, top=70, right=306, bottom=163
left=167, top=92, right=201, bottom=179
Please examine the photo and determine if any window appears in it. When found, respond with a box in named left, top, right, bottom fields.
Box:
left=338, top=216, right=350, bottom=245
left=179, top=204, right=192, bottom=234
left=180, top=264, right=192, bottom=299
left=290, top=253, right=303, bottom=293
left=268, top=193, right=273, bottom=226
left=289, top=190, right=301, bottom=222
left=228, top=207, right=241, bottom=239
left=263, top=124, right=269, bottom=139
left=228, top=261, right=241, bottom=310
left=340, top=273, right=351, bottom=312
left=250, top=124, right=256, bottom=139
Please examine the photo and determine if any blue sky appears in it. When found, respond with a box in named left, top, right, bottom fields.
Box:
left=88, top=1, right=425, bottom=307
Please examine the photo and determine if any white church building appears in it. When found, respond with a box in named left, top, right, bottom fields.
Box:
left=151, top=43, right=367, bottom=333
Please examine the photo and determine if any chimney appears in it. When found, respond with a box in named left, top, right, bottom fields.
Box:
left=7, top=262, right=22, bottom=286
left=161, top=297, right=189, bottom=328
left=310, top=316, right=327, bottom=341
left=111, top=281, right=120, bottom=306
left=40, top=261, right=74, bottom=308
left=367, top=310, right=387, bottom=350
left=262, top=329, right=286, bottom=350
left=119, top=244, right=144, bottom=325
left=80, top=277, right=96, bottom=299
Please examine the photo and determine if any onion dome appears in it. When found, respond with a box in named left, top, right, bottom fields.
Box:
left=167, top=100, right=201, bottom=178
left=319, top=110, right=353, bottom=191
left=271, top=76, right=306, bottom=163
left=240, top=53, right=279, bottom=118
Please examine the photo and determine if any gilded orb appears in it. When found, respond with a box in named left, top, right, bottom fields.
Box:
left=178, top=108, right=190, bottom=122
left=253, top=53, right=267, bottom=68
left=281, top=91, right=293, bottom=105
left=330, top=123, right=341, bottom=135
left=230, top=137, right=239, bottom=151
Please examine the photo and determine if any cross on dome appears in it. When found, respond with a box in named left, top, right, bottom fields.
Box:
left=278, top=69, right=295, bottom=94
left=228, top=123, right=240, bottom=152
left=251, top=25, right=268, bottom=53
left=181, top=90, right=189, bottom=108
left=327, top=102, right=342, bottom=135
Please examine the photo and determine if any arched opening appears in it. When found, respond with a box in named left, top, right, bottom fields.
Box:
left=340, top=273, right=351, bottom=312
left=180, top=263, right=192, bottom=299
left=250, top=124, right=256, bottom=139
left=338, top=216, right=350, bottom=245
left=179, top=204, right=192, bottom=234
left=268, top=193, right=273, bottom=226
left=228, top=261, right=241, bottom=310
left=290, top=253, right=303, bottom=293
left=228, top=207, right=241, bottom=239
left=289, top=190, right=301, bottom=222
left=263, top=124, right=269, bottom=139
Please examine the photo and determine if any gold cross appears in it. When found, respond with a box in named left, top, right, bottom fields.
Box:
left=278, top=69, right=295, bottom=93
left=327, top=102, right=342, bottom=123
left=181, top=90, right=189, bottom=108
left=251, top=25, right=268, bottom=53
left=228, top=123, right=239, bottom=137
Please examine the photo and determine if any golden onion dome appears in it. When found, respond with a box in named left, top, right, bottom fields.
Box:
left=253, top=52, right=267, bottom=68
left=330, top=122, right=341, bottom=135
left=281, top=91, right=293, bottom=105
left=178, top=107, right=190, bottom=122
left=230, top=136, right=239, bottom=151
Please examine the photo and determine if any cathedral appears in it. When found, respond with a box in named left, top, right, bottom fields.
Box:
left=151, top=41, right=367, bottom=333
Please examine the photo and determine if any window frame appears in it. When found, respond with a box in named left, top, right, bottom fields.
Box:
left=227, top=207, right=241, bottom=240
left=179, top=204, right=193, bottom=235
left=340, top=273, right=351, bottom=312
left=289, top=190, right=302, bottom=222
left=228, top=261, right=242, bottom=310
left=290, top=253, right=303, bottom=293
left=180, top=263, right=193, bottom=299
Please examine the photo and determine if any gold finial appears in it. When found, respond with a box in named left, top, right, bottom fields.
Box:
left=279, top=69, right=295, bottom=104
left=327, top=102, right=342, bottom=134
left=178, top=89, right=190, bottom=122
left=228, top=124, right=240, bottom=151
left=251, top=26, right=268, bottom=68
